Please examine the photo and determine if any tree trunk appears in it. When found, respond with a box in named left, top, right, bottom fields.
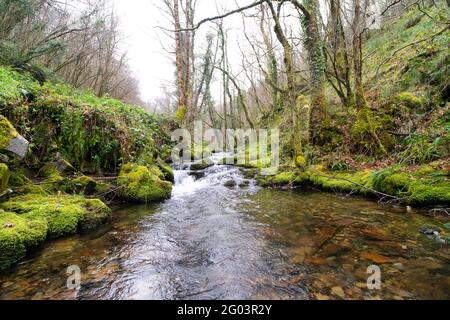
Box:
left=300, top=0, right=328, bottom=145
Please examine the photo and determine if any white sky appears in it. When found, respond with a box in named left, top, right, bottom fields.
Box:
left=112, top=0, right=262, bottom=102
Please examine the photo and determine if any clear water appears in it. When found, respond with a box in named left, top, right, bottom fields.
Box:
left=0, top=155, right=449, bottom=300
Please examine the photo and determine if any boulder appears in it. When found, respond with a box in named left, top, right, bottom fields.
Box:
left=117, top=163, right=172, bottom=203
left=190, top=161, right=213, bottom=171
left=53, top=153, right=77, bottom=175
left=0, top=115, right=29, bottom=159
left=224, top=180, right=237, bottom=188
left=4, top=135, right=29, bottom=160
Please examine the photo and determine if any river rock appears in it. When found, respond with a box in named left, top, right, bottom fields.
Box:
left=190, top=161, right=213, bottom=171
left=224, top=180, right=237, bottom=188
left=419, top=225, right=446, bottom=244
left=360, top=252, right=391, bottom=264
left=314, top=293, right=330, bottom=300
left=239, top=180, right=250, bottom=188
left=361, top=226, right=389, bottom=241
left=393, top=262, right=405, bottom=271
left=4, top=135, right=29, bottom=159
left=331, top=286, right=345, bottom=299
left=321, top=243, right=351, bottom=257
left=188, top=171, right=205, bottom=180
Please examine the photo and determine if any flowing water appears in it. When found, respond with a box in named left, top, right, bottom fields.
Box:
left=0, top=154, right=449, bottom=300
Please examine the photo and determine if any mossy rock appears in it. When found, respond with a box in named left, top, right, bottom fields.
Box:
left=190, top=161, right=213, bottom=171
left=118, top=163, right=172, bottom=203
left=395, top=92, right=424, bottom=109
left=8, top=168, right=31, bottom=188
left=0, top=210, right=48, bottom=270
left=241, top=168, right=258, bottom=179
left=224, top=180, right=237, bottom=188
left=38, top=163, right=65, bottom=184
left=0, top=115, right=18, bottom=150
left=0, top=194, right=111, bottom=239
left=407, top=180, right=450, bottom=206
left=295, top=156, right=307, bottom=168
left=63, top=175, right=99, bottom=195
left=79, top=199, right=112, bottom=230
left=0, top=195, right=110, bottom=269
left=0, top=163, right=10, bottom=192
left=157, top=159, right=174, bottom=183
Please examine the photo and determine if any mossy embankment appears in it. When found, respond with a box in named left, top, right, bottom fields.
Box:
left=0, top=66, right=176, bottom=270
left=0, top=194, right=111, bottom=270
left=243, top=5, right=450, bottom=209
left=243, top=161, right=449, bottom=208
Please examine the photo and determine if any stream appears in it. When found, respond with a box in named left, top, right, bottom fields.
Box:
left=0, top=154, right=449, bottom=300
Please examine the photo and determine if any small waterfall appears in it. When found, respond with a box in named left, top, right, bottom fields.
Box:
left=171, top=152, right=255, bottom=198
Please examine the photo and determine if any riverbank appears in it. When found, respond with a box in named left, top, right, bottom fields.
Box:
left=232, top=159, right=450, bottom=210
left=0, top=159, right=449, bottom=300
left=0, top=66, right=175, bottom=270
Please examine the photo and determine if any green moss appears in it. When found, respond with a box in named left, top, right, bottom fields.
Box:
left=157, top=159, right=174, bottom=183
left=176, top=106, right=187, bottom=122
left=395, top=92, right=423, bottom=109
left=79, top=199, right=111, bottom=230
left=309, top=169, right=372, bottom=193
left=63, top=175, right=98, bottom=195
left=370, top=170, right=411, bottom=196
left=118, top=163, right=172, bottom=203
left=274, top=172, right=295, bottom=185
left=0, top=115, right=18, bottom=149
left=38, top=164, right=64, bottom=183
left=295, top=156, right=307, bottom=168
left=8, top=168, right=30, bottom=188
left=0, top=210, right=48, bottom=270
left=1, top=66, right=173, bottom=175
left=0, top=194, right=111, bottom=239
left=407, top=180, right=450, bottom=206
left=0, top=163, right=10, bottom=192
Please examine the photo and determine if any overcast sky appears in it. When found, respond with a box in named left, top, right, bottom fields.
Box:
left=112, top=0, right=255, bottom=102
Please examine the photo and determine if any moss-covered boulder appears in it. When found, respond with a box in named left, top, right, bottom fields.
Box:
left=157, top=159, right=175, bottom=183
left=394, top=92, right=424, bottom=109
left=63, top=175, right=101, bottom=195
left=0, top=194, right=111, bottom=238
left=117, top=163, right=172, bottom=203
left=190, top=161, right=213, bottom=171
left=407, top=180, right=450, bottom=206
left=0, top=210, right=48, bottom=270
left=0, top=194, right=110, bottom=269
left=370, top=166, right=450, bottom=206
left=0, top=115, right=18, bottom=150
